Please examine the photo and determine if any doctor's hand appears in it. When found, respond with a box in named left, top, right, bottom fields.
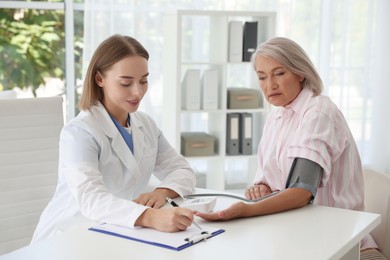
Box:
left=133, top=188, right=178, bottom=208
left=135, top=207, right=194, bottom=232
left=245, top=184, right=272, bottom=200
left=195, top=201, right=251, bottom=221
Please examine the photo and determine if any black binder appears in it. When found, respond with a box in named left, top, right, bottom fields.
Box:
left=242, top=21, right=258, bottom=62
left=226, top=113, right=240, bottom=155
left=239, top=113, right=253, bottom=155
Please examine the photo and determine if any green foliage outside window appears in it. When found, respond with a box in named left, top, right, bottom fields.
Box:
left=0, top=8, right=83, bottom=96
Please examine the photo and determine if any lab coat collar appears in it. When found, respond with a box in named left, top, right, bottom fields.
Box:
left=128, top=113, right=145, bottom=163
left=91, top=102, right=145, bottom=172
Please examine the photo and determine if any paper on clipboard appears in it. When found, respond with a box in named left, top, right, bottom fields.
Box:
left=89, top=222, right=225, bottom=251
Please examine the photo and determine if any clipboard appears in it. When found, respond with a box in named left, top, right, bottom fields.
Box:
left=89, top=223, right=225, bottom=251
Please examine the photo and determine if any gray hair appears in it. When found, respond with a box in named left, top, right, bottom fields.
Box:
left=251, top=37, right=323, bottom=96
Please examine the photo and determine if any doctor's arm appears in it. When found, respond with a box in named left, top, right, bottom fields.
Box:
left=131, top=129, right=197, bottom=230
left=133, top=188, right=179, bottom=208
left=134, top=206, right=194, bottom=232
left=135, top=132, right=196, bottom=208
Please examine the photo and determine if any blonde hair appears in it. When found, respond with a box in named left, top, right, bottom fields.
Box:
left=251, top=37, right=323, bottom=96
left=79, top=34, right=149, bottom=110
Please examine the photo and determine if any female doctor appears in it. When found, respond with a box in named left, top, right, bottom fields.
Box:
left=31, top=34, right=196, bottom=242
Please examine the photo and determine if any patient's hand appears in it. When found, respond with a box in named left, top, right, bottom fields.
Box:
left=194, top=202, right=250, bottom=221
left=245, top=184, right=272, bottom=200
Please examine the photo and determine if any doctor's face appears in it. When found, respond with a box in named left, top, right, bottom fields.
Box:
left=96, top=55, right=149, bottom=119
left=255, top=55, right=303, bottom=107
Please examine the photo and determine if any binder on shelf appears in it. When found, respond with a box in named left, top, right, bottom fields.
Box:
left=228, top=21, right=243, bottom=62
left=201, top=69, right=219, bottom=110
left=226, top=113, right=240, bottom=155
left=242, top=21, right=258, bottom=62
left=239, top=113, right=253, bottom=155
left=182, top=69, right=201, bottom=110
left=89, top=223, right=225, bottom=251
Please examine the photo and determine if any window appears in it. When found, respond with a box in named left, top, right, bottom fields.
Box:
left=1, top=0, right=388, bottom=172
left=0, top=0, right=83, bottom=120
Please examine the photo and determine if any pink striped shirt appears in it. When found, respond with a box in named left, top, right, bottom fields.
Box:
left=254, top=87, right=376, bottom=249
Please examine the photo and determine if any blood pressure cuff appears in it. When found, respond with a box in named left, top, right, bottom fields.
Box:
left=285, top=157, right=323, bottom=203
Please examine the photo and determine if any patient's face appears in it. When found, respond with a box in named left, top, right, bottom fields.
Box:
left=255, top=55, right=303, bottom=107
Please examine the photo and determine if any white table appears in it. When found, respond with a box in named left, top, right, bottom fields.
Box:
left=0, top=197, right=380, bottom=260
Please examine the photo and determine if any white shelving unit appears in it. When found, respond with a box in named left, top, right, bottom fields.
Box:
left=163, top=10, right=276, bottom=191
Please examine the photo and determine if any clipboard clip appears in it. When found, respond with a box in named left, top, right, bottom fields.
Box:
left=184, top=231, right=211, bottom=244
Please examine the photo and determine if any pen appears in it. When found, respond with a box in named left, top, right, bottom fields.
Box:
left=166, top=197, right=180, bottom=207
left=166, top=197, right=203, bottom=231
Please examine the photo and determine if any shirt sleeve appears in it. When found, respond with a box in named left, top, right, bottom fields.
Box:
left=287, top=108, right=348, bottom=187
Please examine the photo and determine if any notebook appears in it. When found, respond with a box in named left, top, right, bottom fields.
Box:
left=89, top=222, right=225, bottom=251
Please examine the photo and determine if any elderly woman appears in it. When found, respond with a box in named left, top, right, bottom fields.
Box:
left=195, top=37, right=379, bottom=254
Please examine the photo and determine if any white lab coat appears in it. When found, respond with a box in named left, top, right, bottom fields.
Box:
left=31, top=102, right=195, bottom=242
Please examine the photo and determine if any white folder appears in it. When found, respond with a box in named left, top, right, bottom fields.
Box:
left=182, top=69, right=201, bottom=110
left=228, top=21, right=243, bottom=62
left=201, top=69, right=219, bottom=110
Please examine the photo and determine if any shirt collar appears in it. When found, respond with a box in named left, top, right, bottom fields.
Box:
left=274, top=87, right=314, bottom=119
